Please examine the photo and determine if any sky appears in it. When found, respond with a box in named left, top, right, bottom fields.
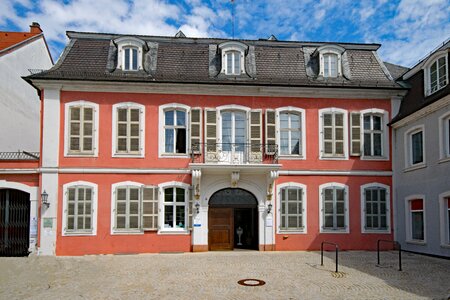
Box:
left=1, top=0, right=449, bottom=67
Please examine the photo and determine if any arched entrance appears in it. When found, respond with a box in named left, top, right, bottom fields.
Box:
left=208, top=188, right=258, bottom=251
left=0, top=189, right=30, bottom=256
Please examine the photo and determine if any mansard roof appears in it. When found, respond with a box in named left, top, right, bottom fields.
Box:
left=26, top=31, right=403, bottom=89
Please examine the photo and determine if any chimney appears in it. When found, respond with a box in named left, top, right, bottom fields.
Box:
left=29, top=22, right=42, bottom=34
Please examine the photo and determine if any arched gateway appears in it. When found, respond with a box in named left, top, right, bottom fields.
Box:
left=208, top=188, right=258, bottom=251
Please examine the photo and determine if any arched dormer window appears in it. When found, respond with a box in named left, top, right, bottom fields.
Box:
left=218, top=41, right=248, bottom=75
left=317, top=45, right=345, bottom=78
left=423, top=50, right=448, bottom=96
left=114, top=36, right=146, bottom=71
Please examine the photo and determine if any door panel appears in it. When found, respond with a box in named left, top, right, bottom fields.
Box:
left=209, top=207, right=233, bottom=250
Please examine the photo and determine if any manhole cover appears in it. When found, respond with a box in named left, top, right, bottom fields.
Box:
left=237, top=279, right=266, bottom=286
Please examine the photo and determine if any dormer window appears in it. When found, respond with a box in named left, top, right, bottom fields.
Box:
left=114, top=36, right=146, bottom=72
left=317, top=45, right=344, bottom=78
left=218, top=41, right=247, bottom=76
left=424, top=52, right=448, bottom=96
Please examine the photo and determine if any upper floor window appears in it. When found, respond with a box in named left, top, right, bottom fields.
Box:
left=112, top=102, right=145, bottom=157
left=318, top=45, right=344, bottom=78
left=319, top=183, right=349, bottom=233
left=159, top=103, right=191, bottom=157
left=361, top=183, right=390, bottom=233
left=64, top=101, right=99, bottom=157
left=270, top=107, right=306, bottom=158
left=62, top=181, right=98, bottom=236
left=404, top=125, right=425, bottom=169
left=218, top=41, right=247, bottom=76
left=319, top=108, right=348, bottom=159
left=424, top=53, right=448, bottom=96
left=439, top=112, right=450, bottom=160
left=115, top=36, right=145, bottom=72
left=277, top=183, right=307, bottom=233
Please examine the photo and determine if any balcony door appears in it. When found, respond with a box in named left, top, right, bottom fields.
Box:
left=221, top=111, right=246, bottom=164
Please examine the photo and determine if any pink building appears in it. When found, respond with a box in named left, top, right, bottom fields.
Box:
left=24, top=31, right=407, bottom=255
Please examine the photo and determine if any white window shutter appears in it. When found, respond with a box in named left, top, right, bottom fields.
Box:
left=265, top=109, right=276, bottom=155
left=190, top=108, right=202, bottom=154
left=249, top=110, right=262, bottom=162
left=187, top=188, right=194, bottom=230
left=141, top=186, right=158, bottom=231
left=205, top=109, right=217, bottom=152
left=350, top=112, right=361, bottom=156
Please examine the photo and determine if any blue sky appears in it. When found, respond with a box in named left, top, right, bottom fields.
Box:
left=1, top=0, right=449, bottom=67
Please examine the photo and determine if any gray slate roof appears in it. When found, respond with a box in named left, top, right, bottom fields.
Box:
left=26, top=31, right=403, bottom=89
left=384, top=62, right=408, bottom=81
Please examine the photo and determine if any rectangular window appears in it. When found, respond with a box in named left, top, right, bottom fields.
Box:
left=280, top=112, right=301, bottom=155
left=116, top=107, right=141, bottom=154
left=67, top=186, right=93, bottom=233
left=225, top=51, right=241, bottom=75
left=115, top=186, right=141, bottom=231
left=322, top=187, right=346, bottom=230
left=411, top=131, right=423, bottom=165
left=164, top=109, right=186, bottom=154
left=69, top=106, right=94, bottom=154
left=410, top=199, right=424, bottom=240
left=323, top=53, right=338, bottom=77
left=447, top=198, right=450, bottom=242
left=163, top=187, right=186, bottom=229
left=363, top=114, right=383, bottom=157
left=322, top=112, right=345, bottom=157
left=428, top=56, right=448, bottom=95
left=124, top=47, right=138, bottom=71
left=364, top=187, right=387, bottom=230
left=280, top=187, right=304, bottom=231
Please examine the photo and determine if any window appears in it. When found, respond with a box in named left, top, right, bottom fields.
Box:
left=164, top=109, right=187, bottom=154
left=425, top=53, right=448, bottom=96
left=65, top=101, right=99, bottom=156
left=438, top=113, right=450, bottom=160
left=280, top=112, right=301, bottom=155
left=114, top=185, right=141, bottom=231
left=405, top=197, right=425, bottom=242
left=159, top=182, right=189, bottom=232
left=218, top=41, right=247, bottom=76
left=323, top=53, right=338, bottom=77
left=361, top=184, right=390, bottom=233
left=318, top=45, right=344, bottom=78
left=439, top=192, right=450, bottom=246
left=123, top=47, right=138, bottom=71
left=363, top=114, right=383, bottom=156
left=277, top=183, right=307, bottom=233
left=319, top=108, right=348, bottom=159
left=62, top=181, right=97, bottom=236
left=320, top=183, right=349, bottom=233
left=114, top=36, right=145, bottom=71
left=112, top=103, right=144, bottom=157
left=405, top=125, right=425, bottom=168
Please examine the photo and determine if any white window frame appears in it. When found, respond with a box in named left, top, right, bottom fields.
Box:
left=158, top=103, right=191, bottom=158
left=438, top=112, right=450, bottom=161
left=115, top=36, right=145, bottom=71
left=112, top=102, right=145, bottom=157
left=319, top=108, right=349, bottom=160
left=424, top=51, right=448, bottom=96
left=276, top=182, right=307, bottom=234
left=404, top=125, right=426, bottom=170
left=275, top=107, right=306, bottom=159
left=62, top=181, right=98, bottom=236
left=360, top=183, right=391, bottom=234
left=218, top=41, right=247, bottom=76
left=360, top=109, right=389, bottom=160
left=64, top=101, right=99, bottom=157
left=216, top=104, right=251, bottom=143
left=110, top=181, right=144, bottom=235
left=439, top=191, right=450, bottom=247
left=319, top=183, right=349, bottom=233
left=405, top=195, right=426, bottom=244
left=158, top=181, right=190, bottom=234
left=318, top=45, right=344, bottom=78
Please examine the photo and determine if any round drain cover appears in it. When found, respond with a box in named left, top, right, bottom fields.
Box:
left=237, top=279, right=266, bottom=286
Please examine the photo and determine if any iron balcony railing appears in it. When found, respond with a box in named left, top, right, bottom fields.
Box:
left=191, top=143, right=278, bottom=164
left=0, top=151, right=40, bottom=160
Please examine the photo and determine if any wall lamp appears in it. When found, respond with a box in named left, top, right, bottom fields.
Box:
left=41, top=190, right=49, bottom=208
left=267, top=202, right=272, bottom=214
left=195, top=202, right=200, bottom=214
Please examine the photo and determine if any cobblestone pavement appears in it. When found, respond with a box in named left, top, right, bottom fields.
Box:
left=0, top=251, right=449, bottom=300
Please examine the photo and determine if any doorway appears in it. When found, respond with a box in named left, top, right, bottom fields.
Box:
left=0, top=189, right=30, bottom=256
left=208, top=188, right=258, bottom=251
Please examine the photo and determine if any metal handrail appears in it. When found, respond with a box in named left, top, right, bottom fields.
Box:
left=377, top=239, right=402, bottom=271
left=190, top=143, right=278, bottom=164
left=0, top=151, right=40, bottom=160
left=321, top=241, right=339, bottom=273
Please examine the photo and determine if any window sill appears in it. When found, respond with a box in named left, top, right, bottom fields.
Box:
left=406, top=240, right=426, bottom=245
left=440, top=244, right=450, bottom=249
left=361, top=156, right=389, bottom=161
left=65, top=153, right=97, bottom=158
left=319, top=156, right=348, bottom=161
left=278, top=230, right=307, bottom=235
left=111, top=231, right=144, bottom=235
left=112, top=153, right=144, bottom=158
left=362, top=229, right=391, bottom=234
left=160, top=153, right=189, bottom=159
left=278, top=155, right=306, bottom=160
left=438, top=157, right=450, bottom=164
left=157, top=230, right=190, bottom=235
left=320, top=229, right=349, bottom=234
left=403, top=163, right=427, bottom=173
left=62, top=231, right=96, bottom=236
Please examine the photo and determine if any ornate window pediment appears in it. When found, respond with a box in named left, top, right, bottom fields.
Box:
left=218, top=41, right=248, bottom=75
left=316, top=44, right=345, bottom=78
left=114, top=36, right=147, bottom=71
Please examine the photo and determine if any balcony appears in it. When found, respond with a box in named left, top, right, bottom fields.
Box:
left=191, top=143, right=278, bottom=164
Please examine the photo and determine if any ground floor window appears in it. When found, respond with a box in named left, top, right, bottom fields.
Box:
left=163, top=187, right=187, bottom=230
left=361, top=184, right=390, bottom=233
left=279, top=184, right=305, bottom=232
left=320, top=183, right=348, bottom=232
left=407, top=198, right=425, bottom=241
